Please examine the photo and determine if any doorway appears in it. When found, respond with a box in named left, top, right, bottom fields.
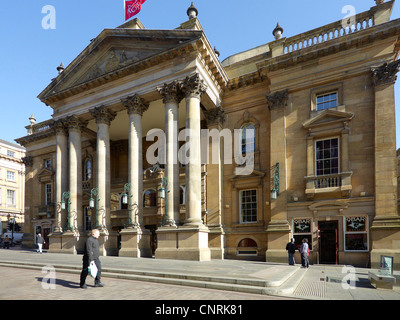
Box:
left=318, top=221, right=338, bottom=264
left=42, top=228, right=51, bottom=250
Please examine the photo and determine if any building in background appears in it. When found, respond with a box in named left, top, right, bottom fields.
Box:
left=16, top=1, right=400, bottom=269
left=0, top=139, right=25, bottom=237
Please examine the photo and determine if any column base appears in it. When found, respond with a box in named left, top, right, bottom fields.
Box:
left=208, top=225, right=225, bottom=260
left=119, top=227, right=152, bottom=258
left=265, top=220, right=291, bottom=264
left=98, top=229, right=119, bottom=256
left=53, top=231, right=78, bottom=255
left=155, top=225, right=211, bottom=261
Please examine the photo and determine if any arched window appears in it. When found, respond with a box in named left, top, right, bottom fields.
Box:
left=143, top=189, right=157, bottom=207
left=238, top=238, right=257, bottom=248
left=241, top=123, right=255, bottom=155
left=84, top=158, right=92, bottom=181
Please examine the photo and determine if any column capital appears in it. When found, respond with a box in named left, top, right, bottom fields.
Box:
left=181, top=73, right=207, bottom=99
left=266, top=89, right=289, bottom=110
left=52, top=119, right=68, bottom=136
left=371, top=60, right=400, bottom=87
left=203, top=108, right=226, bottom=127
left=90, top=106, right=117, bottom=125
left=122, top=94, right=149, bottom=116
left=65, top=115, right=88, bottom=132
left=158, top=80, right=184, bottom=105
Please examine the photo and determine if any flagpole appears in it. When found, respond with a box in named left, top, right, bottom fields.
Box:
left=123, top=0, right=126, bottom=23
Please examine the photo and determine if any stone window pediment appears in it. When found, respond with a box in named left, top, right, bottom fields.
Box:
left=303, top=109, right=354, bottom=133
left=37, top=167, right=55, bottom=183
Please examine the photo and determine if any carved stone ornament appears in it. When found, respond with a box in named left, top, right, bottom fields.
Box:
left=52, top=119, right=68, bottom=135
left=22, top=156, right=33, bottom=167
left=266, top=89, right=289, bottom=110
left=158, top=80, right=184, bottom=105
left=65, top=115, right=88, bottom=131
left=180, top=73, right=208, bottom=99
left=121, top=94, right=149, bottom=116
left=371, top=60, right=400, bottom=86
left=203, top=108, right=226, bottom=126
left=90, top=106, right=117, bottom=125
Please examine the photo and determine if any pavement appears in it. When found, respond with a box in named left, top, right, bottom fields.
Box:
left=0, top=246, right=399, bottom=301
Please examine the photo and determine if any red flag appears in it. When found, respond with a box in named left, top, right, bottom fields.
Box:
left=124, top=0, right=147, bottom=21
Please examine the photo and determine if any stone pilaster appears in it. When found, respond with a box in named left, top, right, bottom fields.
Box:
left=265, top=89, right=291, bottom=263
left=370, top=60, right=400, bottom=270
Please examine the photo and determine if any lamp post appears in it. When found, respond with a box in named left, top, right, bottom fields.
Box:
left=271, top=162, right=280, bottom=200
left=122, top=183, right=137, bottom=228
left=89, top=187, right=100, bottom=229
left=61, top=191, right=72, bottom=231
left=159, top=177, right=176, bottom=227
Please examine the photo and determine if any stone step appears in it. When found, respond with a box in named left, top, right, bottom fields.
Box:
left=0, top=260, right=304, bottom=296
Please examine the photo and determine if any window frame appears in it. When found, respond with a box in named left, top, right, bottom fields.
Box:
left=343, top=216, right=369, bottom=252
left=6, top=170, right=15, bottom=181
left=45, top=183, right=52, bottom=205
left=314, top=137, right=340, bottom=176
left=7, top=189, right=16, bottom=206
left=316, top=91, right=338, bottom=111
left=239, top=189, right=258, bottom=224
left=292, top=218, right=313, bottom=251
left=240, top=123, right=256, bottom=156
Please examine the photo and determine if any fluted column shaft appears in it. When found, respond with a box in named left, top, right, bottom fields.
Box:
left=181, top=74, right=207, bottom=226
left=159, top=81, right=183, bottom=225
left=122, top=95, right=149, bottom=227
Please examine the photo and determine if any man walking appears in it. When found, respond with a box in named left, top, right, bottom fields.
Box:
left=286, top=238, right=296, bottom=265
left=300, top=238, right=309, bottom=268
left=36, top=233, right=45, bottom=254
left=80, top=229, right=105, bottom=288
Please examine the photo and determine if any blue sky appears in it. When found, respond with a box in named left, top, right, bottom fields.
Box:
left=0, top=0, right=399, bottom=146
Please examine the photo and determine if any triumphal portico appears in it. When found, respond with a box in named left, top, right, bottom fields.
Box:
left=17, top=1, right=400, bottom=269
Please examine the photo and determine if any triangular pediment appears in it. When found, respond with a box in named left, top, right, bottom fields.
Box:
left=38, top=28, right=203, bottom=103
left=37, top=167, right=55, bottom=183
left=303, top=109, right=354, bottom=130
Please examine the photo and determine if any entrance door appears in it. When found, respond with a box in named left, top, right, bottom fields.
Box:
left=42, top=228, right=51, bottom=250
left=318, top=221, right=338, bottom=264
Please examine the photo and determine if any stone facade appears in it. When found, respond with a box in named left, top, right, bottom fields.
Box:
left=16, top=2, right=400, bottom=268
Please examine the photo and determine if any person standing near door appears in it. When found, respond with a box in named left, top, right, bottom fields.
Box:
left=300, top=238, right=309, bottom=268
left=286, top=238, right=296, bottom=265
left=36, top=233, right=45, bottom=254
left=80, top=229, right=105, bottom=289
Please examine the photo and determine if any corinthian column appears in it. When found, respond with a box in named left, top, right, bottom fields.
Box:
left=65, top=116, right=86, bottom=233
left=90, top=106, right=116, bottom=230
left=158, top=81, right=183, bottom=226
left=54, top=119, right=68, bottom=232
left=122, top=94, right=149, bottom=228
left=181, top=73, right=208, bottom=226
left=119, top=95, right=152, bottom=258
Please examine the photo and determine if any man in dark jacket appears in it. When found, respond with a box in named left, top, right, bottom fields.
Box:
left=286, top=238, right=296, bottom=265
left=80, top=229, right=104, bottom=288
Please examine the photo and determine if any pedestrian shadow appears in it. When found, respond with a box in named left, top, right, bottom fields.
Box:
left=36, top=277, right=81, bottom=289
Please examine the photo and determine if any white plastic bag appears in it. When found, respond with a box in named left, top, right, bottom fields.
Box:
left=88, top=261, right=98, bottom=278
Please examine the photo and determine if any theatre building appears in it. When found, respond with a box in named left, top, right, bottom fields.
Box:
left=17, top=1, right=400, bottom=269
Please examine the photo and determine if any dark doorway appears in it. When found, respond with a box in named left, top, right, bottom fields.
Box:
left=42, top=228, right=51, bottom=250
left=318, top=221, right=338, bottom=264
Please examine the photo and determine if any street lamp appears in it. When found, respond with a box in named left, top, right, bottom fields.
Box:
left=122, top=183, right=136, bottom=227
left=159, top=177, right=175, bottom=227
left=89, top=187, right=100, bottom=229
left=61, top=191, right=72, bottom=231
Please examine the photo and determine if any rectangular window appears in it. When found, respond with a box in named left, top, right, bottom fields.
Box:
left=84, top=207, right=92, bottom=231
left=7, top=150, right=15, bottom=158
left=239, top=189, right=257, bottom=223
left=44, top=159, right=52, bottom=169
left=7, top=190, right=15, bottom=206
left=7, top=171, right=15, bottom=181
left=45, top=184, right=52, bottom=205
left=344, top=216, right=368, bottom=251
left=316, top=92, right=338, bottom=111
left=315, top=138, right=339, bottom=176
left=293, top=219, right=313, bottom=250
